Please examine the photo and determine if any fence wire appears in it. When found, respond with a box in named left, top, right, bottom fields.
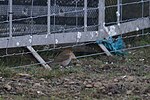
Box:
left=0, top=0, right=149, bottom=69
left=12, top=44, right=150, bottom=69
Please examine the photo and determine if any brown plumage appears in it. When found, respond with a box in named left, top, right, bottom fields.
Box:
left=51, top=49, right=76, bottom=67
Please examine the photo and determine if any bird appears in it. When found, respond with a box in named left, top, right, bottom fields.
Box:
left=50, top=49, right=76, bottom=67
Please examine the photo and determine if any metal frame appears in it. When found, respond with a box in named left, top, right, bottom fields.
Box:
left=9, top=0, right=12, bottom=37
left=84, top=0, right=87, bottom=32
left=47, top=0, right=51, bottom=35
left=0, top=0, right=149, bottom=69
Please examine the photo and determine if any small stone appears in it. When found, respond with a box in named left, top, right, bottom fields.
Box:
left=37, top=91, right=41, bottom=94
left=18, top=83, right=22, bottom=86
left=83, top=81, right=87, bottom=85
left=114, top=78, right=119, bottom=82
left=99, top=86, right=105, bottom=90
left=139, top=59, right=145, bottom=61
left=64, top=84, right=69, bottom=87
left=128, top=59, right=131, bottom=61
left=126, top=90, right=132, bottom=95
left=93, top=82, right=102, bottom=88
left=128, top=51, right=132, bottom=54
left=16, top=86, right=23, bottom=93
left=74, top=96, right=78, bottom=99
left=111, top=62, right=114, bottom=64
left=37, top=91, right=45, bottom=95
left=125, top=76, right=134, bottom=82
left=105, top=62, right=108, bottom=64
left=88, top=80, right=92, bottom=83
left=64, top=78, right=70, bottom=81
left=4, top=84, right=12, bottom=91
left=76, top=64, right=81, bottom=67
left=40, top=78, right=45, bottom=81
left=122, top=75, right=127, bottom=79
left=128, top=44, right=132, bottom=48
left=85, top=84, right=93, bottom=88
left=69, top=81, right=75, bottom=85
left=108, top=92, right=112, bottom=95
left=33, top=83, right=41, bottom=87
left=0, top=77, right=5, bottom=82
left=17, top=73, right=31, bottom=78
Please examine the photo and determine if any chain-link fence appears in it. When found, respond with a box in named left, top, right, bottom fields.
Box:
left=0, top=0, right=149, bottom=38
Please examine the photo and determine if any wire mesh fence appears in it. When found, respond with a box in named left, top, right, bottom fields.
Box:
left=0, top=0, right=149, bottom=68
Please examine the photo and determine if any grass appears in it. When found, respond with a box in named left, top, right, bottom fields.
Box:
left=0, top=47, right=149, bottom=79
left=0, top=66, right=16, bottom=78
left=144, top=73, right=150, bottom=79
left=128, top=95, right=141, bottom=100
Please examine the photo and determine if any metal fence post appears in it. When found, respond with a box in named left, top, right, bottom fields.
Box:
left=9, top=0, right=12, bottom=37
left=120, top=0, right=122, bottom=22
left=47, top=0, right=51, bottom=34
left=117, top=0, right=120, bottom=25
left=98, top=0, right=112, bottom=56
left=98, top=0, right=105, bottom=33
left=149, top=0, right=150, bottom=17
left=84, top=0, right=87, bottom=32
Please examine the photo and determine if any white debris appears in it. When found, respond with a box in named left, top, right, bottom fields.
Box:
left=16, top=42, right=20, bottom=46
left=45, top=34, right=48, bottom=38
left=55, top=39, right=59, bottom=44
left=116, top=11, right=120, bottom=17
left=139, top=59, right=145, bottom=61
left=77, top=32, right=82, bottom=39
left=30, top=35, right=33, bottom=39
left=77, top=32, right=82, bottom=42
left=28, top=35, right=33, bottom=43
left=36, top=91, right=45, bottom=95
left=105, top=62, right=108, bottom=64
left=29, top=39, right=32, bottom=43
left=122, top=75, right=127, bottom=79
left=136, top=27, right=139, bottom=31
left=95, top=31, right=99, bottom=37
left=104, top=26, right=109, bottom=33
left=90, top=32, right=94, bottom=39
left=108, top=26, right=117, bottom=36
left=117, top=23, right=121, bottom=26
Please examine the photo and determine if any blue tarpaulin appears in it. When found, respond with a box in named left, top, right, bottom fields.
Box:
left=96, top=36, right=126, bottom=55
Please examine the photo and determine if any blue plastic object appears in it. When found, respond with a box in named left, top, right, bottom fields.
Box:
left=96, top=36, right=126, bottom=55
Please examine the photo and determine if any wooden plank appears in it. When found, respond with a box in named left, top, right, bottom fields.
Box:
left=98, top=0, right=105, bottom=38
left=27, top=46, right=52, bottom=70
left=98, top=44, right=112, bottom=56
